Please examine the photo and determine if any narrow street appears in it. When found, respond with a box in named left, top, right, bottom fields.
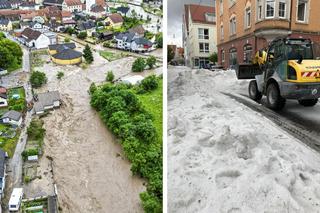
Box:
left=2, top=46, right=33, bottom=213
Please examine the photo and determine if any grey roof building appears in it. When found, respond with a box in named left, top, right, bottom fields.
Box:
left=49, top=43, right=76, bottom=52
left=34, top=91, right=61, bottom=114
left=1, top=110, right=22, bottom=122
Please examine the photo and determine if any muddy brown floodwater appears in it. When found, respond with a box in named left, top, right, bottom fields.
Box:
left=34, top=52, right=154, bottom=212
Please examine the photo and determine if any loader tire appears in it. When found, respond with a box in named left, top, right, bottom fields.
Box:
left=298, top=99, right=318, bottom=107
left=249, top=80, right=262, bottom=101
left=266, top=83, right=286, bottom=110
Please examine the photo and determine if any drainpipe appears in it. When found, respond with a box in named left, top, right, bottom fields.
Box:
left=289, top=0, right=294, bottom=36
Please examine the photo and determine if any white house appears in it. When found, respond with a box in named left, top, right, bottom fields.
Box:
left=131, top=37, right=153, bottom=52
left=20, top=28, right=51, bottom=49
left=183, top=4, right=217, bottom=68
left=0, top=97, right=8, bottom=108
left=62, top=0, right=83, bottom=12
left=1, top=110, right=22, bottom=127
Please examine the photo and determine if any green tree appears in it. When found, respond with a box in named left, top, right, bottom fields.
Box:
left=140, top=75, right=158, bottom=92
left=65, top=27, right=76, bottom=35
left=0, top=32, right=5, bottom=39
left=209, top=52, right=218, bottom=64
left=64, top=37, right=71, bottom=43
left=83, top=44, right=94, bottom=64
left=146, top=56, right=157, bottom=69
left=132, top=57, right=146, bottom=72
left=77, top=31, right=87, bottom=39
left=156, top=33, right=163, bottom=48
left=30, top=71, right=47, bottom=88
left=0, top=38, right=23, bottom=71
left=57, top=71, right=64, bottom=80
left=106, top=71, right=114, bottom=82
left=167, top=46, right=175, bottom=62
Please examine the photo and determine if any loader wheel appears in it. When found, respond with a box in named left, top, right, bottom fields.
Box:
left=266, top=83, right=286, bottom=110
left=298, top=99, right=318, bottom=107
left=249, top=80, right=262, bottom=101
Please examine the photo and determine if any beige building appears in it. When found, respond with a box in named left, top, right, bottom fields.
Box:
left=0, top=19, right=12, bottom=31
left=217, top=0, right=320, bottom=68
left=183, top=4, right=217, bottom=68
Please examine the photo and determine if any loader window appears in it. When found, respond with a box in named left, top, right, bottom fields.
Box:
left=286, top=43, right=313, bottom=60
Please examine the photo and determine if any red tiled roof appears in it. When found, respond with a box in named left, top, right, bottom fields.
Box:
left=96, top=0, right=106, bottom=8
left=64, top=0, right=81, bottom=6
left=184, top=4, right=215, bottom=32
left=108, top=13, right=123, bottom=24
left=61, top=10, right=72, bottom=17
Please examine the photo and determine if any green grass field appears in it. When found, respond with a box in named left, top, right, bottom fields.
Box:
left=137, top=79, right=163, bottom=142
left=99, top=51, right=128, bottom=62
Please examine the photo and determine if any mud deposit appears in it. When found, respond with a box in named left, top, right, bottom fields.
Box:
left=35, top=55, right=148, bottom=212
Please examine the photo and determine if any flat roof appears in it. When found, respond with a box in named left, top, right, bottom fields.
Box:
left=9, top=188, right=23, bottom=205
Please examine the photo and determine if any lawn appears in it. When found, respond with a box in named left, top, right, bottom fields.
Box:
left=99, top=51, right=129, bottom=62
left=7, top=87, right=26, bottom=112
left=8, top=87, right=25, bottom=99
left=137, top=78, right=163, bottom=142
left=0, top=125, right=20, bottom=157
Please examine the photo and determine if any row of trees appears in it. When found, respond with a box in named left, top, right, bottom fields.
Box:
left=90, top=76, right=162, bottom=212
left=132, top=56, right=157, bottom=72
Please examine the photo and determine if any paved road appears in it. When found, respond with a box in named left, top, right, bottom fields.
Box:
left=6, top=46, right=33, bottom=189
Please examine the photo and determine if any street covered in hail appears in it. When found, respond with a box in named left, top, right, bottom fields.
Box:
left=168, top=66, right=320, bottom=213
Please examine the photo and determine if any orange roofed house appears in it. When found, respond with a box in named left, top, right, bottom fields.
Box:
left=216, top=0, right=320, bottom=68
left=183, top=4, right=217, bottom=68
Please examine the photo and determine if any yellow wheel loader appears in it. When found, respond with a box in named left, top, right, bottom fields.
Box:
left=236, top=38, right=320, bottom=110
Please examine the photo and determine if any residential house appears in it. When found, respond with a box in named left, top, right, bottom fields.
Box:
left=32, top=16, right=45, bottom=24
left=105, top=13, right=123, bottom=28
left=183, top=4, right=216, bottom=68
left=129, top=25, right=146, bottom=37
left=116, top=6, right=130, bottom=17
left=115, top=32, right=153, bottom=52
left=1, top=14, right=20, bottom=24
left=61, top=10, right=73, bottom=22
left=1, top=110, right=22, bottom=127
left=216, top=0, right=320, bottom=68
left=43, top=0, right=64, bottom=8
left=88, top=4, right=105, bottom=18
left=77, top=20, right=95, bottom=36
left=0, top=149, right=7, bottom=195
left=0, top=18, right=12, bottom=31
left=62, top=0, right=83, bottom=12
left=131, top=37, right=153, bottom=52
left=86, top=0, right=106, bottom=14
left=20, top=28, right=51, bottom=49
left=19, top=2, right=40, bottom=10
left=43, top=31, right=57, bottom=44
left=115, top=32, right=137, bottom=50
left=98, top=31, right=113, bottom=40
left=34, top=91, right=61, bottom=114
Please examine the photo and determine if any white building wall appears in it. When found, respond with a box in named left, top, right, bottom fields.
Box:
left=34, top=34, right=51, bottom=49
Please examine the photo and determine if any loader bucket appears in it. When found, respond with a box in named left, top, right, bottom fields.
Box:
left=235, top=63, right=263, bottom=80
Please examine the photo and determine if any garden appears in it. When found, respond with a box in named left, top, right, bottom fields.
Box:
left=99, top=51, right=129, bottom=62
left=21, top=197, right=49, bottom=213
left=90, top=75, right=163, bottom=213
left=22, top=118, right=45, bottom=183
left=8, top=87, right=27, bottom=112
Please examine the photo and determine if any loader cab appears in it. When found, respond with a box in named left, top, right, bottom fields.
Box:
left=265, top=38, right=314, bottom=82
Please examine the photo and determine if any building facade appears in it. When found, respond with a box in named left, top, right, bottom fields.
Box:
left=217, top=0, right=320, bottom=68
left=183, top=4, right=217, bottom=68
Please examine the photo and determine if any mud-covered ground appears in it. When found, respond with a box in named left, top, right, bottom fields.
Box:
left=31, top=49, right=161, bottom=212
